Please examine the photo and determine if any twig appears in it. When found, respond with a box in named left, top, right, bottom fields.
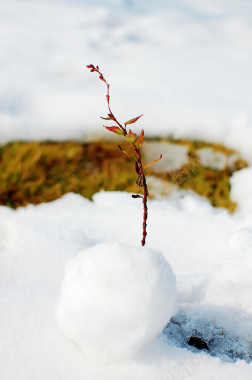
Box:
left=87, top=64, right=162, bottom=246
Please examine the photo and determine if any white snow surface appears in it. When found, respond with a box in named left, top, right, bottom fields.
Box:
left=56, top=242, right=177, bottom=362
left=2, top=0, right=252, bottom=378
left=1, top=190, right=252, bottom=379
left=230, top=168, right=252, bottom=213
left=1, top=0, right=252, bottom=163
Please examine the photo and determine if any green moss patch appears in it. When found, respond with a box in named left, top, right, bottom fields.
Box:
left=0, top=139, right=248, bottom=210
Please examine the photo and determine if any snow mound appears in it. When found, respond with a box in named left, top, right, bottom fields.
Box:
left=230, top=168, right=252, bottom=213
left=56, top=242, right=177, bottom=362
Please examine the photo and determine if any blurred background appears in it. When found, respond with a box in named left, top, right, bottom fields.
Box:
left=1, top=0, right=252, bottom=161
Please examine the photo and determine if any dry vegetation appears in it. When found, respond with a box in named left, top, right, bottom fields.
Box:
left=0, top=139, right=248, bottom=210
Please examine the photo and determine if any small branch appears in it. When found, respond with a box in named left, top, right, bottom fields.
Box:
left=87, top=64, right=162, bottom=246
left=144, top=154, right=162, bottom=168
left=141, top=173, right=149, bottom=246
left=132, top=194, right=143, bottom=199
left=118, top=145, right=136, bottom=158
left=131, top=144, right=149, bottom=246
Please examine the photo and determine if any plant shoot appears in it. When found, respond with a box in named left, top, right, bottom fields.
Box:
left=87, top=64, right=162, bottom=246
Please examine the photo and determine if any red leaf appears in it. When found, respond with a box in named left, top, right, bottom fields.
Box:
left=103, top=126, right=124, bottom=136
left=125, top=114, right=143, bottom=126
left=135, top=129, right=144, bottom=149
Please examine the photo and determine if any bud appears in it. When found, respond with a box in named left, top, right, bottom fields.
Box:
left=125, top=129, right=137, bottom=143
left=100, top=115, right=114, bottom=121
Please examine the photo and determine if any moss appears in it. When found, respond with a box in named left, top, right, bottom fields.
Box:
left=0, top=139, right=248, bottom=211
left=0, top=140, right=139, bottom=208
left=155, top=155, right=239, bottom=211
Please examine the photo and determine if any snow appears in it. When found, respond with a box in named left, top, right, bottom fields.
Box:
left=164, top=305, right=252, bottom=363
left=1, top=0, right=252, bottom=163
left=1, top=0, right=252, bottom=379
left=56, top=242, right=177, bottom=362
left=143, top=142, right=189, bottom=172
left=197, top=148, right=239, bottom=170
left=1, top=190, right=252, bottom=379
left=230, top=168, right=252, bottom=213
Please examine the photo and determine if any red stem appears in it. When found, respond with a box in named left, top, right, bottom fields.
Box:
left=141, top=174, right=148, bottom=246
left=88, top=64, right=149, bottom=246
left=132, top=144, right=149, bottom=246
left=104, top=75, right=127, bottom=135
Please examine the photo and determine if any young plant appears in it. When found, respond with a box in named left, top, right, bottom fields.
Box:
left=87, top=64, right=162, bottom=246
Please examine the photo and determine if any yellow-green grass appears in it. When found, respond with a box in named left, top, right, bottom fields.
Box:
left=0, top=139, right=248, bottom=210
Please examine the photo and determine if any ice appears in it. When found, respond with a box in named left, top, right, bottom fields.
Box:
left=56, top=242, right=177, bottom=362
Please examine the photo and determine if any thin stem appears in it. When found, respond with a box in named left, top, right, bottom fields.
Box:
left=98, top=70, right=127, bottom=135
left=87, top=64, right=159, bottom=246
left=132, top=144, right=149, bottom=246
left=106, top=84, right=126, bottom=134
left=142, top=175, right=148, bottom=246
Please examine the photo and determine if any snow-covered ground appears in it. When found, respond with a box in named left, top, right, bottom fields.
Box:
left=1, top=0, right=252, bottom=162
left=2, top=185, right=252, bottom=379
left=1, top=1, right=252, bottom=379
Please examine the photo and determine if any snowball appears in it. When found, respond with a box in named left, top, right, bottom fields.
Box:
left=55, top=242, right=177, bottom=362
left=230, top=168, right=252, bottom=212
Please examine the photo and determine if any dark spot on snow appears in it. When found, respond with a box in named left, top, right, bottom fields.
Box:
left=162, top=307, right=252, bottom=363
left=187, top=336, right=209, bottom=350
